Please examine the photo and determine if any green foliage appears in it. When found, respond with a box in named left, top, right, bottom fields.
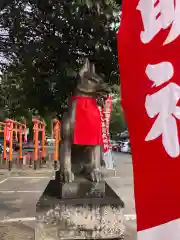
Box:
left=110, top=99, right=126, bottom=135
left=109, top=85, right=126, bottom=135
left=0, top=0, right=121, bottom=118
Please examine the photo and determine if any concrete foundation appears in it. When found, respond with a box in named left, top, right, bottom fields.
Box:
left=35, top=178, right=125, bottom=240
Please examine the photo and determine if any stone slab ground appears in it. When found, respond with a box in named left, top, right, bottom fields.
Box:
left=0, top=152, right=136, bottom=240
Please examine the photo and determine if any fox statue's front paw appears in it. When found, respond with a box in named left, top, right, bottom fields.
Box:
left=90, top=169, right=103, bottom=182
left=60, top=170, right=74, bottom=183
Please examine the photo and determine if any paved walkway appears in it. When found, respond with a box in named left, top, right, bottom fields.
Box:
left=0, top=153, right=136, bottom=239
left=105, top=152, right=137, bottom=240
left=0, top=171, right=53, bottom=239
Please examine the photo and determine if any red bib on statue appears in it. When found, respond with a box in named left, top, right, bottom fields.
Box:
left=72, top=96, right=102, bottom=145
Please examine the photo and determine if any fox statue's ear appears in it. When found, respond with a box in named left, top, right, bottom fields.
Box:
left=90, top=63, right=95, bottom=73
left=79, top=58, right=91, bottom=77
left=85, top=58, right=91, bottom=71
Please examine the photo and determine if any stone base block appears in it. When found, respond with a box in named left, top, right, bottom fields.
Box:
left=35, top=179, right=125, bottom=240
left=46, top=178, right=105, bottom=199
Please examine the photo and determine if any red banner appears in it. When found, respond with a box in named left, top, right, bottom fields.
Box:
left=104, top=95, right=112, bottom=136
left=99, top=96, right=112, bottom=152
left=118, top=1, right=180, bottom=239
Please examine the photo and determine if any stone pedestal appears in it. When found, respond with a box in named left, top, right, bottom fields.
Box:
left=45, top=176, right=106, bottom=199
left=35, top=178, right=125, bottom=240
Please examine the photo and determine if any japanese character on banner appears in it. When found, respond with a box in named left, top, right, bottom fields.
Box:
left=137, top=0, right=180, bottom=45
left=145, top=61, right=180, bottom=158
left=98, top=101, right=112, bottom=153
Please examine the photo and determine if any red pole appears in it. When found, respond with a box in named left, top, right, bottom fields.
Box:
left=33, top=121, right=39, bottom=170
left=3, top=124, right=7, bottom=161
left=41, top=124, right=46, bottom=163
left=8, top=122, right=13, bottom=171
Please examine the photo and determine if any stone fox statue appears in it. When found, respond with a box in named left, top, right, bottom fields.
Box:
left=58, top=59, right=110, bottom=183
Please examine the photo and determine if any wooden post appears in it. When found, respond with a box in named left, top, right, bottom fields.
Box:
left=41, top=124, right=46, bottom=164
left=9, top=121, right=13, bottom=171
left=3, top=124, right=7, bottom=161
left=33, top=121, right=38, bottom=170
left=19, top=125, right=23, bottom=164
left=53, top=119, right=60, bottom=170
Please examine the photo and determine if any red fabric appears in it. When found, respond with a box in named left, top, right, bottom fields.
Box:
left=99, top=96, right=112, bottom=153
left=72, top=96, right=102, bottom=145
left=118, top=0, right=180, bottom=234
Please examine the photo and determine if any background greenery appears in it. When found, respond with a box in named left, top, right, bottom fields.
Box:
left=0, top=0, right=125, bottom=135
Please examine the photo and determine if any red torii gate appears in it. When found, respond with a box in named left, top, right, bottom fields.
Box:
left=32, top=117, right=46, bottom=170
left=4, top=119, right=26, bottom=170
